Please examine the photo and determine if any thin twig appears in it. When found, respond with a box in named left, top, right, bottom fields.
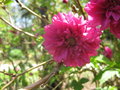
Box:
left=15, top=0, right=41, bottom=19
left=2, top=77, right=17, bottom=90
left=2, top=6, right=14, bottom=24
left=52, top=80, right=63, bottom=90
left=15, top=0, right=49, bottom=24
left=74, top=0, right=86, bottom=19
left=9, top=58, right=18, bottom=73
left=76, top=0, right=86, bottom=19
left=1, top=60, right=53, bottom=90
left=17, top=59, right=53, bottom=77
left=21, top=63, right=62, bottom=90
left=0, top=71, right=15, bottom=76
left=0, top=16, right=35, bottom=37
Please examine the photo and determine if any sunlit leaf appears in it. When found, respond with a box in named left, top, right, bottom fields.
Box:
left=99, top=70, right=119, bottom=85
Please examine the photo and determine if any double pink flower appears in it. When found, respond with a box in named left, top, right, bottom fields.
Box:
left=85, top=0, right=120, bottom=38
left=43, top=13, right=101, bottom=67
left=43, top=0, right=120, bottom=67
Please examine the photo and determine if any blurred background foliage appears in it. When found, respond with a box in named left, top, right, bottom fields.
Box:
left=0, top=0, right=120, bottom=90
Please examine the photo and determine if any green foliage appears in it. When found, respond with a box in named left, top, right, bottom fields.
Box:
left=91, top=55, right=114, bottom=68
left=60, top=66, right=72, bottom=74
left=71, top=78, right=89, bottom=90
left=96, top=86, right=118, bottom=90
left=2, top=0, right=13, bottom=5
left=0, top=0, right=120, bottom=89
left=99, top=70, right=118, bottom=85
left=9, top=49, right=24, bottom=59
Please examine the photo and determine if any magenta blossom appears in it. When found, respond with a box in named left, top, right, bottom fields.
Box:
left=63, top=0, right=68, bottom=3
left=85, top=0, right=120, bottom=36
left=43, top=13, right=101, bottom=67
left=110, top=20, right=120, bottom=38
left=103, top=46, right=113, bottom=59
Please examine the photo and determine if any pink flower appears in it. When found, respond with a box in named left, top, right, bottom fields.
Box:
left=110, top=20, right=120, bottom=38
left=85, top=0, right=120, bottom=30
left=32, top=28, right=36, bottom=31
left=43, top=13, right=101, bottom=67
left=103, top=46, right=112, bottom=59
left=63, top=0, right=68, bottom=3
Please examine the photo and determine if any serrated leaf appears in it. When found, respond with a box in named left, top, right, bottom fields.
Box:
left=91, top=55, right=114, bottom=69
left=95, top=55, right=112, bottom=65
left=90, top=56, right=100, bottom=68
left=93, top=70, right=104, bottom=82
left=71, top=80, right=83, bottom=90
left=59, top=66, right=72, bottom=74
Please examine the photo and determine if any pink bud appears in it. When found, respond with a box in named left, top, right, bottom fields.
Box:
left=103, top=46, right=112, bottom=59
left=32, top=28, right=36, bottom=31
left=15, top=67, right=20, bottom=71
left=29, top=73, right=33, bottom=76
left=35, top=33, right=39, bottom=37
left=63, top=0, right=68, bottom=3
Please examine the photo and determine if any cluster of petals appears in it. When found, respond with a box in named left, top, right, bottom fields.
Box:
left=103, top=46, right=113, bottom=59
left=85, top=0, right=120, bottom=38
left=43, top=13, right=101, bottom=67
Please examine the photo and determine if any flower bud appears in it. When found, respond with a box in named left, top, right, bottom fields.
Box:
left=32, top=28, right=36, bottom=31
left=103, top=46, right=112, bottom=59
left=63, top=0, right=68, bottom=3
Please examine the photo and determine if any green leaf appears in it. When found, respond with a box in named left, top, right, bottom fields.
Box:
left=71, top=80, right=83, bottom=90
left=79, top=78, right=89, bottom=84
left=59, top=66, right=72, bottom=74
left=19, top=75, right=28, bottom=86
left=91, top=55, right=115, bottom=69
left=93, top=70, right=104, bottom=82
left=9, top=49, right=24, bottom=59
left=108, top=86, right=118, bottom=90
left=92, top=55, right=112, bottom=65
left=95, top=55, right=112, bottom=65
left=99, top=70, right=118, bottom=85
left=18, top=62, right=25, bottom=72
left=90, top=56, right=100, bottom=68
left=96, top=86, right=118, bottom=90
left=71, top=78, right=89, bottom=90
left=3, top=0, right=13, bottom=5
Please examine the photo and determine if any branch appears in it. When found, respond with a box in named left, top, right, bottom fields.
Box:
left=0, top=16, right=35, bottom=37
left=17, top=59, right=53, bottom=77
left=73, top=0, right=86, bottom=19
left=9, top=58, right=18, bottom=73
left=15, top=0, right=49, bottom=24
left=1, top=59, right=53, bottom=90
left=2, top=77, right=17, bottom=90
left=21, top=63, right=62, bottom=90
left=2, top=6, right=14, bottom=24
left=0, top=71, right=15, bottom=77
left=52, top=80, right=63, bottom=90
